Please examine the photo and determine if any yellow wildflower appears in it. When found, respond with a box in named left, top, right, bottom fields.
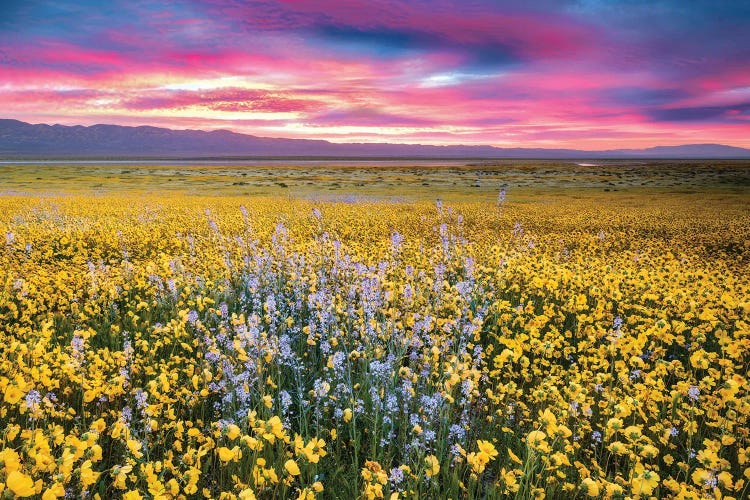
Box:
left=425, top=455, right=440, bottom=477
left=6, top=471, right=36, bottom=497
left=285, top=459, right=301, bottom=476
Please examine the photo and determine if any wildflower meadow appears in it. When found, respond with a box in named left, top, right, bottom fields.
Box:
left=0, top=192, right=748, bottom=499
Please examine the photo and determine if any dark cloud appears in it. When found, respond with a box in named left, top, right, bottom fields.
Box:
left=315, top=25, right=428, bottom=53
left=649, top=102, right=750, bottom=122
left=602, top=87, right=692, bottom=106
left=312, top=23, right=520, bottom=69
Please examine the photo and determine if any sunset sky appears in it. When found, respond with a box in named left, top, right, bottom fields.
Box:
left=1, top=0, right=749, bottom=149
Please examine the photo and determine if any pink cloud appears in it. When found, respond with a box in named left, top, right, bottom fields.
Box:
left=1, top=0, right=748, bottom=149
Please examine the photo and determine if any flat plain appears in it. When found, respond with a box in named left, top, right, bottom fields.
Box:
left=2, top=159, right=749, bottom=199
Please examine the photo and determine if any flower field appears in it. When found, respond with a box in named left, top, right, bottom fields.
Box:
left=0, top=191, right=748, bottom=499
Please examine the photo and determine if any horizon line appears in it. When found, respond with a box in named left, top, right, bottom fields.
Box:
left=3, top=118, right=750, bottom=154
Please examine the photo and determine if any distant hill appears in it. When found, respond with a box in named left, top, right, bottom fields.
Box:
left=1, top=119, right=749, bottom=159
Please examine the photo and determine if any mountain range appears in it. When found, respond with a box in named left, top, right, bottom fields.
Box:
left=1, top=119, right=749, bottom=159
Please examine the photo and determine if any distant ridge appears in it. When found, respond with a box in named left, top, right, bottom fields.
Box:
left=1, top=119, right=749, bottom=159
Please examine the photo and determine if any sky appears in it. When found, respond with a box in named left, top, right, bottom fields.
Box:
left=1, top=0, right=749, bottom=149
